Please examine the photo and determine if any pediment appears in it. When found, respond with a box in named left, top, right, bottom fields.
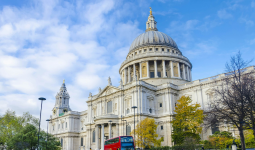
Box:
left=96, top=86, right=120, bottom=98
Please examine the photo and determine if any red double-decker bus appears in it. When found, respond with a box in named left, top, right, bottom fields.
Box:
left=104, top=136, right=135, bottom=150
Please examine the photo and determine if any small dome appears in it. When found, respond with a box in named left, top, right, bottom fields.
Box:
left=129, top=31, right=178, bottom=52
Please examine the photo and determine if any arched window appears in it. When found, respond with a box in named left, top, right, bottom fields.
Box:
left=92, top=130, right=95, bottom=142
left=127, top=125, right=131, bottom=135
left=61, top=138, right=63, bottom=147
left=149, top=108, right=152, bottom=113
left=107, top=101, right=112, bottom=113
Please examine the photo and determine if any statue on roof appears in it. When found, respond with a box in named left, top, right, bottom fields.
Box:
left=108, top=76, right=112, bottom=86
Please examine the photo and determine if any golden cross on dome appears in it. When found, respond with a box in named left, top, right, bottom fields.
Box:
left=63, top=79, right=65, bottom=83
left=150, top=7, right=152, bottom=15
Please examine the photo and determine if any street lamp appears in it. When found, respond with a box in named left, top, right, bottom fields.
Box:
left=108, top=120, right=112, bottom=139
left=46, top=119, right=50, bottom=150
left=38, top=97, right=46, bottom=150
left=131, top=106, right=137, bottom=147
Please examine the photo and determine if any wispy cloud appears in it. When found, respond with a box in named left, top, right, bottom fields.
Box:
left=217, top=9, right=232, bottom=19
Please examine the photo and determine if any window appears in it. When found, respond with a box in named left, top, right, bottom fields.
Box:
left=172, top=50, right=174, bottom=53
left=212, top=123, right=219, bottom=134
left=115, top=103, right=117, bottom=110
left=175, top=103, right=176, bottom=107
left=160, top=103, right=162, bottom=107
left=81, top=137, right=83, bottom=146
left=127, top=109, right=130, bottom=114
left=166, top=72, right=168, bottom=77
left=135, top=52, right=137, bottom=55
left=162, top=48, right=164, bottom=51
left=161, top=125, right=163, bottom=130
left=139, top=50, right=141, bottom=53
left=127, top=125, right=131, bottom=135
left=81, top=127, right=83, bottom=130
left=158, top=72, right=161, bottom=77
left=64, top=99, right=65, bottom=104
left=92, top=130, right=96, bottom=142
left=150, top=72, right=155, bottom=78
left=162, top=136, right=164, bottom=141
left=144, top=49, right=147, bottom=52
left=61, top=138, right=63, bottom=147
left=53, top=125, right=54, bottom=131
left=156, top=48, right=158, bottom=51
left=62, top=123, right=63, bottom=129
left=149, top=108, right=152, bottom=113
left=107, top=101, right=112, bottom=113
left=149, top=48, right=152, bottom=51
left=167, top=49, right=169, bottom=52
left=58, top=124, right=60, bottom=129
left=66, top=122, right=67, bottom=128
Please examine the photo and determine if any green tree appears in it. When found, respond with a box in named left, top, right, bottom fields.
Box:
left=171, top=96, right=204, bottom=145
left=131, top=117, right=163, bottom=148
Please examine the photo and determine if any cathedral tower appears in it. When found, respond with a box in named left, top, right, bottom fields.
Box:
left=52, top=80, right=72, bottom=117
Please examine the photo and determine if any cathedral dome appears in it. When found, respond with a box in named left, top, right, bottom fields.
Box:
left=129, top=31, right=178, bottom=52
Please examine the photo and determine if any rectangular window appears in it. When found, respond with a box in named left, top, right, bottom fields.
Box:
left=156, top=48, right=158, bottom=51
left=167, top=49, right=169, bottom=52
left=139, top=50, right=141, bottom=53
left=61, top=138, right=63, bottom=147
left=107, top=101, right=112, bottom=113
left=160, top=103, right=162, bottom=107
left=166, top=72, right=168, bottom=77
left=149, top=48, right=152, bottom=51
left=158, top=72, right=161, bottom=77
left=161, top=125, right=163, bottom=130
left=150, top=72, right=155, bottom=78
left=144, top=49, right=147, bottom=52
left=81, top=138, right=83, bottom=146
left=172, top=50, right=174, bottom=53
left=162, top=48, right=164, bottom=51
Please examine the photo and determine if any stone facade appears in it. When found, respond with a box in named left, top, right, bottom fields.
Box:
left=48, top=9, right=250, bottom=150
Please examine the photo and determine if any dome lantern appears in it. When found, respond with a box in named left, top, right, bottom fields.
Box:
left=146, top=7, right=158, bottom=32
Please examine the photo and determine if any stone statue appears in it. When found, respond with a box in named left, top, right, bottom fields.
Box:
left=108, top=76, right=112, bottom=86
left=99, top=87, right=101, bottom=93
left=89, top=92, right=92, bottom=97
left=119, top=79, right=123, bottom=86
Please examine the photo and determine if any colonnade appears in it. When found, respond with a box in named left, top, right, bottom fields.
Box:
left=121, top=60, right=192, bottom=84
left=88, top=123, right=120, bottom=150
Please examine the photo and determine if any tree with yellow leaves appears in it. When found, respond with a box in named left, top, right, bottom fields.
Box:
left=171, top=96, right=204, bottom=145
left=131, top=117, right=163, bottom=148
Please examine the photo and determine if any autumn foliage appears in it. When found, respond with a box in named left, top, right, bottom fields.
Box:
left=171, top=96, right=204, bottom=145
left=131, top=117, right=163, bottom=148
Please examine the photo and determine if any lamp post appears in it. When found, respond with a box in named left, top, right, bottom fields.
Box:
left=131, top=106, right=137, bottom=148
left=108, top=120, right=112, bottom=139
left=46, top=119, right=50, bottom=150
left=38, top=97, right=46, bottom=150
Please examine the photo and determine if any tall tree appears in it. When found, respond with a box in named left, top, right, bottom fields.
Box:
left=204, top=51, right=255, bottom=150
left=131, top=117, right=163, bottom=148
left=171, top=96, right=204, bottom=145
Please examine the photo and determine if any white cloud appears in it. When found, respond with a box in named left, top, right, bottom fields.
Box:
left=0, top=0, right=141, bottom=130
left=217, top=9, right=232, bottom=19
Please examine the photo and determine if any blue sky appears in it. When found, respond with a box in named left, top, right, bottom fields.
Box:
left=0, top=0, right=254, bottom=129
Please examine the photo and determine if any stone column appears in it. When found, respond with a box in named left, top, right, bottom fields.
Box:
left=101, top=124, right=104, bottom=150
left=139, top=62, right=142, bottom=79
left=182, top=64, right=186, bottom=80
left=154, top=60, right=158, bottom=78
left=177, top=62, right=181, bottom=78
left=190, top=68, right=192, bottom=81
left=96, top=125, right=99, bottom=150
left=146, top=61, right=149, bottom=78
left=162, top=60, right=167, bottom=78
left=170, top=61, right=174, bottom=78
left=124, top=68, right=127, bottom=84
left=117, top=123, right=119, bottom=137
left=128, top=66, right=131, bottom=83
left=133, top=64, right=136, bottom=79
left=186, top=66, right=190, bottom=81
left=109, top=123, right=112, bottom=139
